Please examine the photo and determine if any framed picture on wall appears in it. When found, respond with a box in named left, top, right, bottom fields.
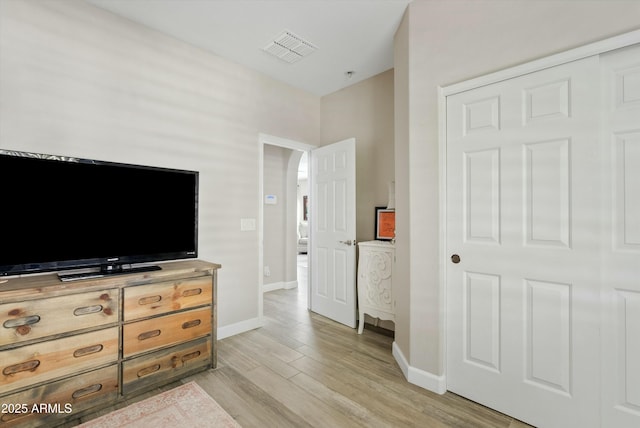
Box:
left=303, top=195, right=309, bottom=221
left=375, top=207, right=395, bottom=241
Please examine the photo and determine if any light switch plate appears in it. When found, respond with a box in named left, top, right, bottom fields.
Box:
left=240, top=218, right=256, bottom=231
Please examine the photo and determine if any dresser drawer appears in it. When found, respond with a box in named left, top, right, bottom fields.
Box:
left=122, top=337, right=211, bottom=395
left=123, top=276, right=212, bottom=321
left=0, top=327, right=118, bottom=395
left=0, top=290, right=118, bottom=346
left=123, top=307, right=211, bottom=357
left=0, top=364, right=118, bottom=427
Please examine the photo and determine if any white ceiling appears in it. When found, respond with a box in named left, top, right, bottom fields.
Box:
left=84, top=0, right=411, bottom=97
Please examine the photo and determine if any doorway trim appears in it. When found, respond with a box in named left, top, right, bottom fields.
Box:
left=258, top=133, right=317, bottom=322
left=438, top=28, right=640, bottom=391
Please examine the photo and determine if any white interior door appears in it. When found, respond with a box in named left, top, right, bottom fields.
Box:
left=310, top=138, right=357, bottom=328
left=601, top=43, right=640, bottom=428
left=446, top=56, right=601, bottom=428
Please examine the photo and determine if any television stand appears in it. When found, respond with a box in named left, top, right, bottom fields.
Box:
left=58, top=264, right=161, bottom=282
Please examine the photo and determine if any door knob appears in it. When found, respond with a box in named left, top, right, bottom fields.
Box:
left=451, top=254, right=461, bottom=264
left=339, top=240, right=354, bottom=246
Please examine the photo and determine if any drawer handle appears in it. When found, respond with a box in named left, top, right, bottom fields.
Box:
left=182, top=351, right=201, bottom=362
left=3, top=359, right=40, bottom=375
left=137, top=364, right=161, bottom=378
left=72, top=383, right=103, bottom=399
left=182, top=288, right=202, bottom=297
left=73, top=305, right=103, bottom=316
left=3, top=314, right=41, bottom=329
left=138, top=329, right=161, bottom=340
left=170, top=355, right=180, bottom=368
left=182, top=319, right=202, bottom=329
left=73, top=344, right=104, bottom=358
left=138, top=295, right=162, bottom=305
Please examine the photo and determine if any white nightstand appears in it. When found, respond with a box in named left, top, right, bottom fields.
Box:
left=357, top=240, right=395, bottom=334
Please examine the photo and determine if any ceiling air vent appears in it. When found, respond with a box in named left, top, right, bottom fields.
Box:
left=263, top=30, right=317, bottom=64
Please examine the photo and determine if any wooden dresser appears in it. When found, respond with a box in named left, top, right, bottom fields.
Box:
left=0, top=260, right=219, bottom=427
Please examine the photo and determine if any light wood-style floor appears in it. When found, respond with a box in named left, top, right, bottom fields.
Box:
left=77, top=256, right=533, bottom=427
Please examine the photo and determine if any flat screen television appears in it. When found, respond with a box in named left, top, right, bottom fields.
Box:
left=0, top=150, right=198, bottom=281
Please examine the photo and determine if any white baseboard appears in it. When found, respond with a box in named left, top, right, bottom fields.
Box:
left=283, top=280, right=297, bottom=289
left=392, top=341, right=447, bottom=394
left=263, top=281, right=284, bottom=293
left=217, top=316, right=263, bottom=340
left=263, top=280, right=297, bottom=293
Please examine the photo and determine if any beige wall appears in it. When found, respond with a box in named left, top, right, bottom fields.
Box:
left=320, top=69, right=395, bottom=331
left=394, top=0, right=640, bottom=380
left=262, top=145, right=300, bottom=290
left=320, top=69, right=395, bottom=244
left=0, top=0, right=321, bottom=332
left=393, top=10, right=411, bottom=358
left=263, top=145, right=290, bottom=285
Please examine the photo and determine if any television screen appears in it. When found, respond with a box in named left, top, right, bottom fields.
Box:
left=0, top=150, right=198, bottom=278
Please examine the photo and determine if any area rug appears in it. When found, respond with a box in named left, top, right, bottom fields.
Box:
left=78, top=381, right=241, bottom=428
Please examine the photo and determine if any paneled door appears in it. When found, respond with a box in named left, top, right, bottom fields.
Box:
left=310, top=138, right=357, bottom=328
left=600, top=43, right=640, bottom=428
left=446, top=56, right=602, bottom=428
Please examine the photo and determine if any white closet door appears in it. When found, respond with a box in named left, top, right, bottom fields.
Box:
left=601, top=43, right=640, bottom=428
left=446, top=56, right=601, bottom=428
